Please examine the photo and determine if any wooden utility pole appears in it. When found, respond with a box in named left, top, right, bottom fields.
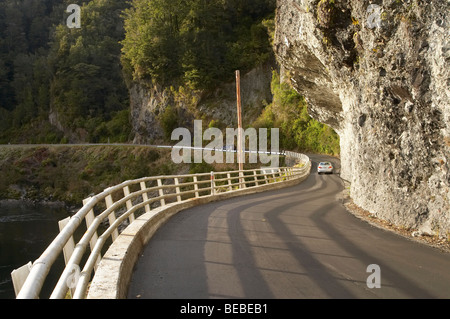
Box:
left=236, top=70, right=244, bottom=176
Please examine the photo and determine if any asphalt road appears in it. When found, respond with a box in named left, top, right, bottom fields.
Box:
left=127, top=155, right=450, bottom=299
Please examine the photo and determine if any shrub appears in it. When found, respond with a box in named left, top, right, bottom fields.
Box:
left=253, top=71, right=340, bottom=156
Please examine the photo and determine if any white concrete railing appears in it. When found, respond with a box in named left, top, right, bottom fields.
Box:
left=13, top=154, right=310, bottom=299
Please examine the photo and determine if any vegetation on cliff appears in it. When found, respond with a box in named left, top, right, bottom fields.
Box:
left=0, top=0, right=339, bottom=162
left=0, top=145, right=178, bottom=205
left=0, top=145, right=286, bottom=204
left=0, top=0, right=131, bottom=144
left=253, top=71, right=340, bottom=155
left=121, top=0, right=275, bottom=90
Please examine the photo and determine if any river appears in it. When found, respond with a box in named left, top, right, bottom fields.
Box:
left=0, top=200, right=70, bottom=299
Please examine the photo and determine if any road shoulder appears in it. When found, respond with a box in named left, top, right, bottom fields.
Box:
left=338, top=180, right=450, bottom=253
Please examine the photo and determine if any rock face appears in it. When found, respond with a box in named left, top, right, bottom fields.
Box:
left=130, top=62, right=275, bottom=144
left=275, top=0, right=449, bottom=236
left=129, top=83, right=168, bottom=144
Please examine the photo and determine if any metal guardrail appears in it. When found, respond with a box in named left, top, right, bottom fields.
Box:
left=12, top=152, right=310, bottom=299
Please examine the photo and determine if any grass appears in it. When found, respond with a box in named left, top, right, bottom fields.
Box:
left=0, top=145, right=181, bottom=206
left=0, top=145, right=285, bottom=207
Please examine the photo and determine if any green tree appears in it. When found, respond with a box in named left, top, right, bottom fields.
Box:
left=47, top=0, right=131, bottom=141
left=160, top=106, right=179, bottom=141
left=121, top=0, right=275, bottom=90
left=254, top=71, right=340, bottom=155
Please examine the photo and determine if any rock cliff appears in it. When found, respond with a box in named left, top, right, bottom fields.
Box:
left=130, top=62, right=275, bottom=144
left=275, top=0, right=449, bottom=236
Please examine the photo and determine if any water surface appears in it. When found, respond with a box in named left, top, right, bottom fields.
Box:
left=0, top=200, right=69, bottom=299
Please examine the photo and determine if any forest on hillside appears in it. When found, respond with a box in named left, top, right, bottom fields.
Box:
left=0, top=0, right=339, bottom=155
left=0, top=0, right=130, bottom=143
left=121, top=0, right=275, bottom=90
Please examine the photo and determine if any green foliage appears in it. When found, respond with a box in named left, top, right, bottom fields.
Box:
left=189, top=161, right=215, bottom=174
left=0, top=0, right=276, bottom=144
left=0, top=0, right=131, bottom=143
left=0, top=146, right=172, bottom=205
left=0, top=1, right=67, bottom=131
left=253, top=71, right=340, bottom=156
left=91, top=110, right=132, bottom=143
left=0, top=118, right=65, bottom=144
left=48, top=0, right=131, bottom=141
left=208, top=119, right=221, bottom=129
left=0, top=0, right=339, bottom=157
left=121, top=0, right=275, bottom=90
left=160, top=106, right=180, bottom=141
left=262, top=17, right=275, bottom=46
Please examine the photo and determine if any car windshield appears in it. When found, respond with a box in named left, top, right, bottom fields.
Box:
left=319, top=162, right=331, bottom=166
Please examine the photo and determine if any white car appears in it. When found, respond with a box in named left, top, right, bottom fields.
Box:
left=317, top=162, right=333, bottom=174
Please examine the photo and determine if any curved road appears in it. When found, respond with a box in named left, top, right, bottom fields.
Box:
left=127, top=155, right=450, bottom=299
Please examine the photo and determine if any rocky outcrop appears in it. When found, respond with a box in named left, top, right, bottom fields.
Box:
left=129, top=83, right=168, bottom=144
left=130, top=62, right=275, bottom=144
left=275, top=0, right=449, bottom=236
left=49, top=108, right=88, bottom=143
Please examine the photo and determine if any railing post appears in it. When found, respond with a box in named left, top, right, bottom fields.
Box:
left=253, top=170, right=259, bottom=186
left=157, top=179, right=165, bottom=206
left=105, top=195, right=119, bottom=242
left=210, top=171, right=215, bottom=195
left=83, top=197, right=100, bottom=271
left=193, top=176, right=199, bottom=198
left=58, top=216, right=76, bottom=297
left=227, top=173, right=232, bottom=191
left=263, top=168, right=268, bottom=184
left=140, top=181, right=151, bottom=213
left=174, top=178, right=181, bottom=202
left=239, top=171, right=246, bottom=189
left=123, top=186, right=135, bottom=224
left=11, top=262, right=32, bottom=297
left=58, top=217, right=75, bottom=266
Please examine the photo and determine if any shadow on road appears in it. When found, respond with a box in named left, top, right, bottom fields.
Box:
left=127, top=158, right=450, bottom=299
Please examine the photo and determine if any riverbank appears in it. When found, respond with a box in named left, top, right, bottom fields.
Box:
left=0, top=145, right=183, bottom=207
left=0, top=144, right=271, bottom=208
left=0, top=199, right=70, bottom=299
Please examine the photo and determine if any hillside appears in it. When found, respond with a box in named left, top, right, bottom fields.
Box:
left=0, top=0, right=339, bottom=157
left=0, top=0, right=131, bottom=143
left=0, top=145, right=177, bottom=205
